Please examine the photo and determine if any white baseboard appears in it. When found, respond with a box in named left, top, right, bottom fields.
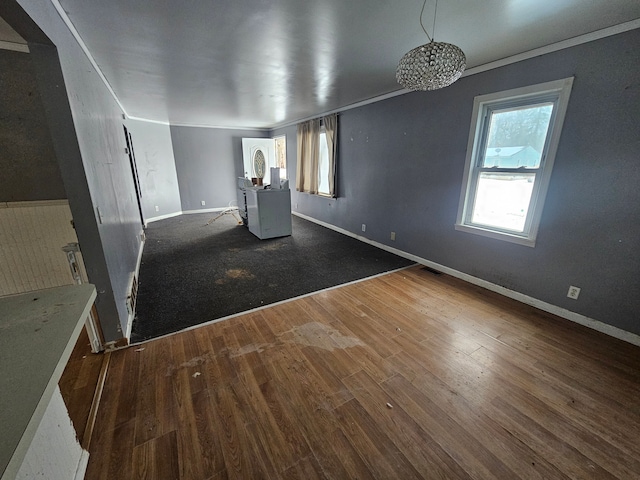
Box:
left=182, top=206, right=238, bottom=215
left=293, top=212, right=640, bottom=347
left=146, top=207, right=239, bottom=225
left=145, top=211, right=182, bottom=224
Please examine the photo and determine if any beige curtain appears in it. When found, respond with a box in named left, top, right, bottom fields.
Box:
left=296, top=118, right=321, bottom=193
left=323, top=113, right=338, bottom=197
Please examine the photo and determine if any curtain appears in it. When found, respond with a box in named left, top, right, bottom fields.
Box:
left=296, top=118, right=320, bottom=193
left=323, top=113, right=338, bottom=197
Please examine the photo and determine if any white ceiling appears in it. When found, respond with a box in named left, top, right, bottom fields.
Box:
left=55, top=0, right=640, bottom=129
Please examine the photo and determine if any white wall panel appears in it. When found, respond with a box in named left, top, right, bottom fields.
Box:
left=15, top=386, right=85, bottom=480
left=0, top=200, right=77, bottom=296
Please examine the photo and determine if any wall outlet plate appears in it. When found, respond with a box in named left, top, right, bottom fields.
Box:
left=391, top=232, right=396, bottom=241
left=567, top=286, right=581, bottom=299
left=361, top=224, right=366, bottom=232
left=201, top=200, right=206, bottom=206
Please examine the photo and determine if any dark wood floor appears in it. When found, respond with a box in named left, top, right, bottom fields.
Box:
left=78, top=265, right=640, bottom=479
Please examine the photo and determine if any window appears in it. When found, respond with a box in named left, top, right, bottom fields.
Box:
left=318, top=130, right=330, bottom=195
left=274, top=135, right=287, bottom=178
left=296, top=113, right=338, bottom=196
left=456, top=78, right=573, bottom=247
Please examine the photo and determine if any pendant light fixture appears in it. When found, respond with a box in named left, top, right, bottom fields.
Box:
left=396, top=0, right=466, bottom=91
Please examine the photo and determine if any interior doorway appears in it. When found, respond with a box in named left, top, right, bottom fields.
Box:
left=124, top=125, right=145, bottom=226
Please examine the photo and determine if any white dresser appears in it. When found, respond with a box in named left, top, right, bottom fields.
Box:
left=246, top=187, right=292, bottom=239
left=1, top=284, right=96, bottom=480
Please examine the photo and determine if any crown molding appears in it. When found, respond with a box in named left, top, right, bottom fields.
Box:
left=50, top=0, right=127, bottom=115
left=271, top=20, right=640, bottom=130
left=51, top=1, right=639, bottom=131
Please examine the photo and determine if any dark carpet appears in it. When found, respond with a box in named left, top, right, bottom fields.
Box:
left=130, top=212, right=414, bottom=342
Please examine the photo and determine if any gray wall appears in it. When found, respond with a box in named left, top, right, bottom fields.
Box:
left=277, top=29, right=640, bottom=336
left=8, top=0, right=144, bottom=342
left=126, top=119, right=181, bottom=220
left=0, top=48, right=65, bottom=201
left=171, top=126, right=269, bottom=211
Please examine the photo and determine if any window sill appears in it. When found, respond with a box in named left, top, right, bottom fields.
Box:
left=316, top=192, right=334, bottom=199
left=455, top=223, right=536, bottom=247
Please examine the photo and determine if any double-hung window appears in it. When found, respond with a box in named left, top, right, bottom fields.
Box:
left=456, top=78, right=573, bottom=246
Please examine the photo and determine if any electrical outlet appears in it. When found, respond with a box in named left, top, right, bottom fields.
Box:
left=155, top=205, right=159, bottom=212
left=567, top=286, right=581, bottom=300
left=201, top=200, right=206, bottom=206
left=361, top=224, right=366, bottom=232
left=391, top=232, right=396, bottom=241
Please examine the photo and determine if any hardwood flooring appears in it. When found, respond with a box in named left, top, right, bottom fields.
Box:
left=82, top=265, right=640, bottom=479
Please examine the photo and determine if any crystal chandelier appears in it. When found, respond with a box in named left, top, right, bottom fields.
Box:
left=396, top=0, right=466, bottom=91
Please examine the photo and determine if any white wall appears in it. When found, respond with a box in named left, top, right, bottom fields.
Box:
left=14, top=0, right=143, bottom=342
left=126, top=119, right=182, bottom=222
left=0, top=200, right=77, bottom=296
left=15, top=386, right=86, bottom=480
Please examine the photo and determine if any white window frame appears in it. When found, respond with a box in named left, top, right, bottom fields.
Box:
left=455, top=77, right=574, bottom=247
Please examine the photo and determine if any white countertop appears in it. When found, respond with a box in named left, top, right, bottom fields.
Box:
left=0, top=284, right=96, bottom=480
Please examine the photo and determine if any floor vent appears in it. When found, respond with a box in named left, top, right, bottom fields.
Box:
left=126, top=275, right=138, bottom=315
left=421, top=266, right=443, bottom=275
